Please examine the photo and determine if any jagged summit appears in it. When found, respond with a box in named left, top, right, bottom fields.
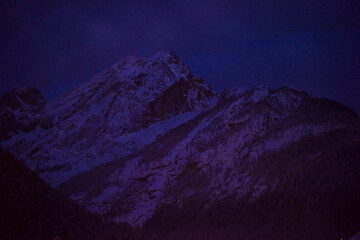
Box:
left=102, top=50, right=185, bottom=85
left=112, top=50, right=178, bottom=67
left=152, top=49, right=178, bottom=60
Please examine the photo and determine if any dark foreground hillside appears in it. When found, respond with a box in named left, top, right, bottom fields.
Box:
left=0, top=148, right=136, bottom=240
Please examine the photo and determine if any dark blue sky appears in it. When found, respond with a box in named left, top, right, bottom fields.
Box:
left=1, top=1, right=359, bottom=113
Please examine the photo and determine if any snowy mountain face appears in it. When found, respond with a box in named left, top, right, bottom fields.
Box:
left=1, top=51, right=360, bottom=231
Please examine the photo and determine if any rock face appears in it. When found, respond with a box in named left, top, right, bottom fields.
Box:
left=1, top=50, right=360, bottom=236
left=0, top=87, right=46, bottom=141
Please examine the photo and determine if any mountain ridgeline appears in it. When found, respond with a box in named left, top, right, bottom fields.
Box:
left=1, top=50, right=360, bottom=240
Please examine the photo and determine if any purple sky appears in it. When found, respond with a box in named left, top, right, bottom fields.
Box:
left=1, top=1, right=359, bottom=113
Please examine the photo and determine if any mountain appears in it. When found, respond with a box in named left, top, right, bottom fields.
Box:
left=1, top=50, right=360, bottom=239
left=0, top=147, right=136, bottom=240
left=0, top=87, right=46, bottom=141
left=1, top=50, right=214, bottom=186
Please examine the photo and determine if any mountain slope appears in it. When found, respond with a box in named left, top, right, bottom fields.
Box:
left=139, top=128, right=360, bottom=240
left=57, top=84, right=360, bottom=227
